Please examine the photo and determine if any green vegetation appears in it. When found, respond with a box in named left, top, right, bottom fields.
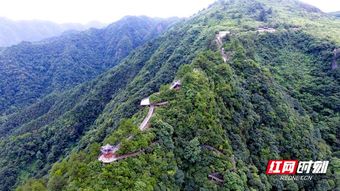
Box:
left=0, top=11, right=211, bottom=190
left=248, top=31, right=339, bottom=153
left=0, top=16, right=175, bottom=115
left=22, top=46, right=337, bottom=190
left=0, top=0, right=339, bottom=190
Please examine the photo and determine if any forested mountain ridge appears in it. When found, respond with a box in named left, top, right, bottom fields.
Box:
left=0, top=17, right=105, bottom=47
left=0, top=16, right=184, bottom=190
left=0, top=16, right=175, bottom=115
left=0, top=0, right=339, bottom=190
left=329, top=11, right=340, bottom=18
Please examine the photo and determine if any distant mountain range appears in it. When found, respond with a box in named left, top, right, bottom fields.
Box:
left=0, top=17, right=106, bottom=47
left=329, top=11, right=340, bottom=18
left=0, top=16, right=176, bottom=115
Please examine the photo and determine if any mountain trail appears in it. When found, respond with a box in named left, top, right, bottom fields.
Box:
left=99, top=93, right=170, bottom=162
left=114, top=150, right=144, bottom=161
left=332, top=48, right=339, bottom=70
left=215, top=31, right=230, bottom=62
left=139, top=105, right=155, bottom=131
left=208, top=173, right=224, bottom=183
left=201, top=144, right=224, bottom=155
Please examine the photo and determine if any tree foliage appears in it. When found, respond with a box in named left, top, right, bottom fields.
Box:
left=4, top=0, right=340, bottom=190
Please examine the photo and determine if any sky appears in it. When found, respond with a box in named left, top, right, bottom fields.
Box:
left=0, top=0, right=339, bottom=24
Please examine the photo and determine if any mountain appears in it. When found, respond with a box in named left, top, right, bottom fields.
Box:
left=0, top=17, right=106, bottom=47
left=0, top=16, right=176, bottom=115
left=0, top=0, right=339, bottom=190
left=329, top=11, right=340, bottom=18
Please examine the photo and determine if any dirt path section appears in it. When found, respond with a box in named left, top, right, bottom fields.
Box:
left=100, top=91, right=169, bottom=163
left=221, top=48, right=228, bottom=62
left=208, top=174, right=224, bottom=183
left=139, top=105, right=155, bottom=131
left=201, top=144, right=224, bottom=155
left=332, top=48, right=339, bottom=70
left=115, top=150, right=144, bottom=161
left=215, top=31, right=230, bottom=63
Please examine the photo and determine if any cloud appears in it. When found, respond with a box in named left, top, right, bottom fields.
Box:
left=300, top=0, right=340, bottom=12
left=0, top=0, right=214, bottom=23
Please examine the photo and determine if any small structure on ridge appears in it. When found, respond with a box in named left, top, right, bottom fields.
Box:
left=140, top=97, right=151, bottom=106
left=215, top=31, right=230, bottom=48
left=98, top=144, right=116, bottom=163
left=170, top=80, right=181, bottom=90
left=218, top=31, right=230, bottom=38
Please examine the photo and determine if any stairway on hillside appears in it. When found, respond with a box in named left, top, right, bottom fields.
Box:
left=215, top=31, right=230, bottom=62
left=98, top=81, right=179, bottom=163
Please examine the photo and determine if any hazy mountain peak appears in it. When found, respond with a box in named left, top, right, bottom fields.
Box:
left=0, top=17, right=104, bottom=47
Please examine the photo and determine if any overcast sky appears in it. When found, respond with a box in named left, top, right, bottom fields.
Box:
left=0, top=0, right=339, bottom=24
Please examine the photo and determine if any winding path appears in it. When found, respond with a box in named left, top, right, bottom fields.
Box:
left=208, top=174, right=224, bottom=183
left=201, top=144, right=224, bottom=155
left=139, top=105, right=155, bottom=131
left=215, top=31, right=229, bottom=62
left=100, top=102, right=160, bottom=162
left=221, top=48, right=228, bottom=62
left=332, top=48, right=339, bottom=70
left=114, top=150, right=144, bottom=161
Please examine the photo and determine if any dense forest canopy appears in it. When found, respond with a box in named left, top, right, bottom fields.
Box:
left=0, top=16, right=176, bottom=115
left=0, top=0, right=338, bottom=190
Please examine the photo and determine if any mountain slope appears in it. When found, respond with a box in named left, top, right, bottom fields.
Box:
left=0, top=15, right=205, bottom=190
left=1, top=0, right=339, bottom=190
left=0, top=17, right=105, bottom=47
left=33, top=43, right=337, bottom=190
left=0, top=16, right=175, bottom=115
left=329, top=11, right=340, bottom=18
